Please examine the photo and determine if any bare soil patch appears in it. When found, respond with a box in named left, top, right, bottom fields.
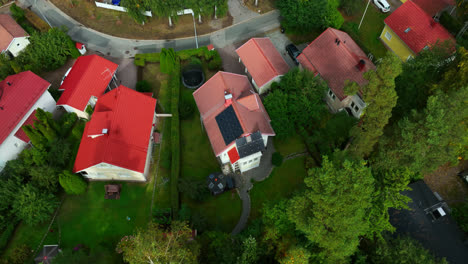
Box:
left=50, top=0, right=233, bottom=39
left=243, top=0, right=275, bottom=14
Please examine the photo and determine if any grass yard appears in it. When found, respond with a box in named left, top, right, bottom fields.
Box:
left=57, top=182, right=153, bottom=262
left=179, top=86, right=242, bottom=232
left=273, top=135, right=307, bottom=156
left=50, top=0, right=232, bottom=39
left=249, top=157, right=308, bottom=219
left=341, top=1, right=390, bottom=59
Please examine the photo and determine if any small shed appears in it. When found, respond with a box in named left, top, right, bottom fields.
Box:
left=207, top=173, right=234, bottom=195
left=105, top=184, right=122, bottom=199
left=35, top=245, right=59, bottom=264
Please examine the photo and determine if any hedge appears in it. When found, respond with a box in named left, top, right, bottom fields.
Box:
left=135, top=47, right=221, bottom=67
left=169, top=58, right=181, bottom=218
left=134, top=52, right=160, bottom=67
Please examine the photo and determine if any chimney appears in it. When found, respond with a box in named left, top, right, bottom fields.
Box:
left=356, top=59, right=366, bottom=71
left=6, top=81, right=11, bottom=86
left=224, top=91, right=232, bottom=107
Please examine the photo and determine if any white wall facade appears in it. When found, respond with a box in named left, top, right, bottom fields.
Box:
left=57, top=104, right=89, bottom=119
left=325, top=89, right=365, bottom=118
left=6, top=37, right=30, bottom=57
left=0, top=89, right=55, bottom=171
left=217, top=135, right=270, bottom=173
left=79, top=162, right=146, bottom=182
left=258, top=75, right=282, bottom=94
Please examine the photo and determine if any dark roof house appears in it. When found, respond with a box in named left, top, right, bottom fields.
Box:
left=390, top=181, right=468, bottom=264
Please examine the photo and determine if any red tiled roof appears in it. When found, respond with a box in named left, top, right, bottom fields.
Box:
left=73, top=86, right=156, bottom=173
left=14, top=110, right=37, bottom=142
left=412, top=0, right=454, bottom=16
left=57, top=55, right=118, bottom=111
left=0, top=71, right=50, bottom=144
left=385, top=1, right=454, bottom=54
left=297, top=28, right=375, bottom=100
left=0, top=14, right=28, bottom=52
left=227, top=147, right=240, bottom=164
left=236, top=38, right=289, bottom=88
left=193, top=72, right=275, bottom=156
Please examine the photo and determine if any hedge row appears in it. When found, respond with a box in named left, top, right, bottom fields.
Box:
left=134, top=46, right=221, bottom=67
left=169, top=58, right=181, bottom=218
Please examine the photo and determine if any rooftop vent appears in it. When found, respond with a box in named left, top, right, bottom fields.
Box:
left=404, top=27, right=411, bottom=33
left=6, top=81, right=11, bottom=86
left=102, top=128, right=108, bottom=134
left=246, top=135, right=252, bottom=143
left=356, top=59, right=366, bottom=71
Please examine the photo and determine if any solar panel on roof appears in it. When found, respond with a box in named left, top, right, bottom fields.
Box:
left=215, top=105, right=244, bottom=145
left=236, top=131, right=265, bottom=158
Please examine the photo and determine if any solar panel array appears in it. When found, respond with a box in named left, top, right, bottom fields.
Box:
left=215, top=105, right=244, bottom=145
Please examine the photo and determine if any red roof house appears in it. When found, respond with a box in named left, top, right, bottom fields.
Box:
left=57, top=55, right=118, bottom=118
left=297, top=28, right=375, bottom=117
left=0, top=71, right=55, bottom=170
left=411, top=0, right=455, bottom=17
left=193, top=72, right=275, bottom=173
left=0, top=14, right=29, bottom=57
left=236, top=38, right=290, bottom=94
left=73, top=86, right=156, bottom=181
left=384, top=1, right=455, bottom=56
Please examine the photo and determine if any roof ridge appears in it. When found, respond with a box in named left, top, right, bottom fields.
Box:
left=253, top=38, right=278, bottom=75
left=231, top=102, right=247, bottom=134
left=330, top=28, right=361, bottom=64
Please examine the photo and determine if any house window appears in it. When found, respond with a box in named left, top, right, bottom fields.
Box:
left=16, top=43, right=20, bottom=46
left=14, top=143, right=18, bottom=147
left=385, top=31, right=392, bottom=41
left=328, top=90, right=336, bottom=100
left=243, top=162, right=247, bottom=165
left=354, top=106, right=360, bottom=112
left=254, top=157, right=259, bottom=161
left=249, top=160, right=252, bottom=163
left=351, top=102, right=355, bottom=108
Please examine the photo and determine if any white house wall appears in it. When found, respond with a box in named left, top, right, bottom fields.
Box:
left=80, top=162, right=146, bottom=182
left=258, top=75, right=282, bottom=94
left=0, top=89, right=55, bottom=171
left=7, top=37, right=30, bottom=57
left=58, top=104, right=89, bottom=119
left=238, top=151, right=262, bottom=173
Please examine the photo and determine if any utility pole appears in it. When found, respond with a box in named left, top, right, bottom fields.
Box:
left=358, top=0, right=372, bottom=30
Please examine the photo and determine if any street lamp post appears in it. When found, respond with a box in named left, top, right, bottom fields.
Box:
left=358, top=0, right=372, bottom=30
left=192, top=13, right=199, bottom=49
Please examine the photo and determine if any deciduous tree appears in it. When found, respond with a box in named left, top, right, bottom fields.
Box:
left=12, top=184, right=58, bottom=226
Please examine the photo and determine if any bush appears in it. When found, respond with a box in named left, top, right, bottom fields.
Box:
left=189, top=56, right=202, bottom=66
left=85, top=104, right=94, bottom=116
left=272, top=152, right=283, bottom=167
left=177, top=46, right=210, bottom=60
left=59, top=170, right=87, bottom=195
left=134, top=53, right=161, bottom=66
left=452, top=201, right=468, bottom=233
left=6, top=244, right=31, bottom=264
left=10, top=4, right=25, bottom=23
left=153, top=208, right=172, bottom=225
left=208, top=51, right=222, bottom=70
left=136, top=80, right=153, bottom=93
left=440, top=11, right=462, bottom=35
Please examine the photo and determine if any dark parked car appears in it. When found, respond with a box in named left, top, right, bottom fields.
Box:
left=286, top=44, right=300, bottom=65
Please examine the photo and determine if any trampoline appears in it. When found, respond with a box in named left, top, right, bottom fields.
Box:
left=182, top=64, right=205, bottom=89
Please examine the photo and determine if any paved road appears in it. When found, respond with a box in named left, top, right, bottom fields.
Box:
left=19, top=0, right=280, bottom=58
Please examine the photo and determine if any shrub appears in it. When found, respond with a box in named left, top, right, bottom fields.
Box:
left=440, top=11, right=462, bottom=35
left=59, top=170, right=87, bottom=195
left=6, top=244, right=31, bottom=264
left=189, top=56, right=202, bottom=66
left=208, top=51, right=222, bottom=70
left=272, top=152, right=283, bottom=167
left=452, top=201, right=468, bottom=233
left=153, top=208, right=172, bottom=225
left=136, top=80, right=153, bottom=93
left=85, top=104, right=94, bottom=116
left=10, top=4, right=25, bottom=23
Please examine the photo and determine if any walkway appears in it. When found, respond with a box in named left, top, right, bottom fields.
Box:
left=19, top=0, right=280, bottom=58
left=231, top=140, right=275, bottom=235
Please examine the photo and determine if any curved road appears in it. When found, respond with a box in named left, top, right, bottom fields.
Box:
left=20, top=0, right=280, bottom=58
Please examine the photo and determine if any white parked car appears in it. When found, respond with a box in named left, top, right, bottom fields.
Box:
left=373, top=0, right=391, bottom=13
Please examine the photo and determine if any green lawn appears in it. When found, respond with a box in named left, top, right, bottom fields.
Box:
left=179, top=86, right=242, bottom=232
left=274, top=135, right=307, bottom=156
left=341, top=2, right=390, bottom=59
left=250, top=157, right=308, bottom=219
left=57, top=182, right=153, bottom=262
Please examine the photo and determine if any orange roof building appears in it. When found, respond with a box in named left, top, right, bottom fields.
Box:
left=236, top=38, right=289, bottom=94
left=0, top=14, right=29, bottom=57
left=193, top=72, right=275, bottom=173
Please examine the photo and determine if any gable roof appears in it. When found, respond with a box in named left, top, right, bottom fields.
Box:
left=0, top=14, right=28, bottom=52
left=57, top=55, right=118, bottom=111
left=390, top=181, right=468, bottom=264
left=236, top=38, right=289, bottom=88
left=73, top=86, right=156, bottom=173
left=385, top=1, right=454, bottom=54
left=412, top=0, right=455, bottom=17
left=0, top=71, right=50, bottom=145
left=297, top=28, right=375, bottom=100
left=193, top=72, right=275, bottom=156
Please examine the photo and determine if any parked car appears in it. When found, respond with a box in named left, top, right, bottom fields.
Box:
left=373, top=0, right=391, bottom=12
left=458, top=170, right=468, bottom=185
left=286, top=44, right=300, bottom=65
